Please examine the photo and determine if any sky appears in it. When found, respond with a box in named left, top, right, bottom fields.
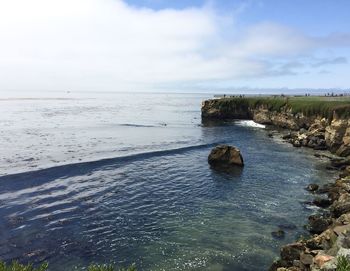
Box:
left=0, top=0, right=349, bottom=93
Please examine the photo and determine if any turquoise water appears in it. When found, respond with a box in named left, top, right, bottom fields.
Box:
left=0, top=93, right=335, bottom=270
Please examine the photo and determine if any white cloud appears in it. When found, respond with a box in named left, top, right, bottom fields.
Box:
left=0, top=0, right=349, bottom=91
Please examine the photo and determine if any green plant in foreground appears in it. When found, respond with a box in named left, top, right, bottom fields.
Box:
left=0, top=261, right=48, bottom=271
left=0, top=261, right=136, bottom=271
left=337, top=255, right=350, bottom=271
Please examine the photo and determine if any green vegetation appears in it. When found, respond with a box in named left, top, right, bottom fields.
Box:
left=217, top=96, right=350, bottom=119
left=0, top=261, right=48, bottom=271
left=337, top=255, right=350, bottom=271
left=0, top=261, right=136, bottom=271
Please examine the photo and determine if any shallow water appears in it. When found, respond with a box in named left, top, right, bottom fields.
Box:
left=0, top=92, right=336, bottom=270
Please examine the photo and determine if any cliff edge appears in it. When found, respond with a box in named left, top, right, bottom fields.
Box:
left=202, top=97, right=350, bottom=157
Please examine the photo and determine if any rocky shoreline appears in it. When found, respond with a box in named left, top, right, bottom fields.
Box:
left=201, top=97, right=350, bottom=270
left=269, top=147, right=350, bottom=271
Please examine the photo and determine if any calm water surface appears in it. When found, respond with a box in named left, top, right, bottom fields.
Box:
left=0, top=92, right=336, bottom=270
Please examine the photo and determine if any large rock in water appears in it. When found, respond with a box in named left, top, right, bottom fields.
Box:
left=208, top=145, right=244, bottom=167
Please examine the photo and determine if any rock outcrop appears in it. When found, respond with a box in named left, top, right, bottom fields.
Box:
left=208, top=145, right=244, bottom=167
left=202, top=99, right=350, bottom=157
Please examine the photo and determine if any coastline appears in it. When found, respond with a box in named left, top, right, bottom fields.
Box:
left=267, top=127, right=350, bottom=271
left=201, top=96, right=350, bottom=270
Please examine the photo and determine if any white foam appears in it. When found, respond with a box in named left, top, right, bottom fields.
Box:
left=235, top=120, right=266, bottom=129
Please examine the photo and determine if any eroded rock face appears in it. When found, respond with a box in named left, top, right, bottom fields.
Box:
left=325, top=118, right=348, bottom=153
left=252, top=108, right=312, bottom=130
left=201, top=100, right=251, bottom=119
left=202, top=99, right=350, bottom=157
left=331, top=193, right=350, bottom=217
left=208, top=145, right=244, bottom=167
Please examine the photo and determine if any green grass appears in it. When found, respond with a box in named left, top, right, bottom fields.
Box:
left=214, top=96, right=350, bottom=119
left=0, top=261, right=48, bottom=271
left=337, top=255, right=350, bottom=271
left=0, top=261, right=136, bottom=271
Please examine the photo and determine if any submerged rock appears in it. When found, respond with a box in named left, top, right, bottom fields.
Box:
left=272, top=229, right=286, bottom=239
left=306, top=183, right=319, bottom=192
left=208, top=145, right=244, bottom=167
left=278, top=223, right=297, bottom=231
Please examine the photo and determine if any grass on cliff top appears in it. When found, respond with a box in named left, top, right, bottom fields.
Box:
left=216, top=96, right=350, bottom=119
left=0, top=261, right=136, bottom=271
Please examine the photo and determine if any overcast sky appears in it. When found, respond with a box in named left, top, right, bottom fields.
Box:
left=0, top=0, right=349, bottom=92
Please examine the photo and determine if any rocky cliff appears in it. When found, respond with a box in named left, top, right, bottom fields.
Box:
left=201, top=98, right=350, bottom=157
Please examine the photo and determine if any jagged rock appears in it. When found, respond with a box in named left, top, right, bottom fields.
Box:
left=335, top=213, right=350, bottom=225
left=307, top=139, right=317, bottom=148
left=340, top=171, right=350, bottom=178
left=341, top=167, right=350, bottom=179
left=318, top=184, right=335, bottom=194
left=269, top=260, right=288, bottom=271
left=313, top=197, right=332, bottom=208
left=337, top=144, right=350, bottom=157
left=306, top=184, right=319, bottom=192
left=331, top=194, right=350, bottom=217
left=300, top=128, right=307, bottom=134
left=306, top=229, right=337, bottom=250
left=333, top=224, right=350, bottom=236
left=282, top=133, right=293, bottom=140
left=325, top=118, right=348, bottom=152
left=300, top=252, right=313, bottom=266
left=302, top=139, right=309, bottom=146
left=308, top=120, right=327, bottom=134
left=308, top=215, right=332, bottom=234
left=330, top=158, right=350, bottom=169
left=208, top=145, right=244, bottom=167
left=280, top=243, right=306, bottom=263
left=335, top=177, right=350, bottom=192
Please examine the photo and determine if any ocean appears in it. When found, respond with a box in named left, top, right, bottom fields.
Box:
left=0, top=92, right=336, bottom=270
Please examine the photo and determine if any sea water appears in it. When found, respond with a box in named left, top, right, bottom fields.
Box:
left=0, top=92, right=336, bottom=270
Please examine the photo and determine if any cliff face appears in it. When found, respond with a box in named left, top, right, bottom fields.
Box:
left=201, top=99, right=350, bottom=157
